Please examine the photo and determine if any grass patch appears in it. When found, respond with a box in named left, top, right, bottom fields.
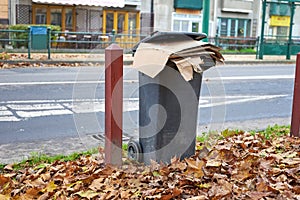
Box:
left=1, top=148, right=98, bottom=171
left=258, top=124, right=290, bottom=140
left=122, top=143, right=128, bottom=151
left=197, top=124, right=290, bottom=143
left=0, top=163, right=5, bottom=170
left=220, top=48, right=256, bottom=54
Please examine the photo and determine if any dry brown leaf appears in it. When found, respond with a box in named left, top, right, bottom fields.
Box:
left=75, top=190, right=100, bottom=198
left=293, top=186, right=300, bottom=194
left=42, top=181, right=57, bottom=193
left=0, top=175, right=10, bottom=187
left=246, top=191, right=271, bottom=200
left=206, top=159, right=222, bottom=167
left=208, top=181, right=232, bottom=199
left=89, top=178, right=105, bottom=191
left=185, top=158, right=205, bottom=177
left=186, top=195, right=208, bottom=200
left=0, top=194, right=10, bottom=200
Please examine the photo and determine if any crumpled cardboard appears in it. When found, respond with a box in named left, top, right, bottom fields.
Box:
left=133, top=33, right=224, bottom=81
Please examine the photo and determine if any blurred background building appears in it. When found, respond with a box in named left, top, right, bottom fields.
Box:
left=1, top=0, right=298, bottom=37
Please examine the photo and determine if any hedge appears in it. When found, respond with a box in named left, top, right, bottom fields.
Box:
left=7, top=24, right=61, bottom=48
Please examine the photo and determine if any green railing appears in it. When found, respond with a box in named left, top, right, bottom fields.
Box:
left=50, top=30, right=145, bottom=51
left=259, top=35, right=300, bottom=56
left=208, top=36, right=258, bottom=50
left=1, top=28, right=299, bottom=60
left=0, top=29, right=31, bottom=58
left=0, top=28, right=147, bottom=59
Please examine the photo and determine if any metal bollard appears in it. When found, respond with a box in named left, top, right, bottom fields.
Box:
left=104, top=44, right=123, bottom=166
left=291, top=53, right=300, bottom=137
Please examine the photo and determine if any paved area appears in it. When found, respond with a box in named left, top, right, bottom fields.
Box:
left=0, top=53, right=298, bottom=65
left=0, top=53, right=297, bottom=164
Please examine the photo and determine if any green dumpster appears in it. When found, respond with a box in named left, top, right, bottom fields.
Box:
left=31, top=26, right=48, bottom=49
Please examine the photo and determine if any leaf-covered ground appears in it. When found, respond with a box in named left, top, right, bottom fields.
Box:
left=0, top=131, right=299, bottom=199
left=0, top=52, right=103, bottom=69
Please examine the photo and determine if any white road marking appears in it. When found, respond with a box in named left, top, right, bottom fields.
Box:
left=7, top=103, right=65, bottom=110
left=0, top=80, right=138, bottom=86
left=0, top=106, right=7, bottom=110
left=206, top=75, right=294, bottom=81
left=0, top=110, right=13, bottom=116
left=0, top=94, right=289, bottom=121
left=0, top=116, right=21, bottom=122
left=16, top=110, right=73, bottom=118
left=199, top=94, right=288, bottom=108
left=69, top=102, right=104, bottom=113
left=0, top=74, right=294, bottom=86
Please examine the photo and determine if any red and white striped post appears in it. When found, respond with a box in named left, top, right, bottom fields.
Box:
left=105, top=44, right=123, bottom=166
left=291, top=53, right=300, bottom=137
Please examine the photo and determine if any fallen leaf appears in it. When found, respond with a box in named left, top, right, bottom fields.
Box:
left=0, top=194, right=10, bottom=200
left=293, top=186, right=300, bottom=194
left=0, top=175, right=10, bottom=187
left=75, top=190, right=100, bottom=198
left=42, top=181, right=57, bottom=193
left=206, top=159, right=222, bottom=167
left=120, top=190, right=131, bottom=199
left=208, top=181, right=232, bottom=199
left=3, top=164, right=14, bottom=171
left=89, top=178, right=105, bottom=191
left=186, top=195, right=208, bottom=200
left=281, top=158, right=300, bottom=166
left=246, top=191, right=271, bottom=200
left=185, top=158, right=205, bottom=177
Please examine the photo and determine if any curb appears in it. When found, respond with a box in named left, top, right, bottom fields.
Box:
left=0, top=60, right=133, bottom=66
left=0, top=59, right=296, bottom=66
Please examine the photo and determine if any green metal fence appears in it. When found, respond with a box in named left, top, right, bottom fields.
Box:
left=0, top=29, right=31, bottom=58
left=208, top=36, right=258, bottom=50
left=259, top=35, right=300, bottom=56
left=50, top=30, right=145, bottom=51
left=2, top=28, right=299, bottom=60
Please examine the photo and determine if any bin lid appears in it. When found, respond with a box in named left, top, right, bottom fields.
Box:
left=132, top=31, right=207, bottom=54
left=30, top=26, right=47, bottom=35
left=132, top=31, right=224, bottom=81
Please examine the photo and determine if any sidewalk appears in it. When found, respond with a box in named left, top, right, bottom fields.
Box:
left=0, top=53, right=297, bottom=67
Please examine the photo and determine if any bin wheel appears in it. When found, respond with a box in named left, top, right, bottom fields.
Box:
left=127, top=140, right=142, bottom=162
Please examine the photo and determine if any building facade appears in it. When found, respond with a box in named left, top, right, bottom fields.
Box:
left=0, top=0, right=9, bottom=24
left=262, top=0, right=300, bottom=38
left=4, top=0, right=300, bottom=38
left=213, top=0, right=260, bottom=37
left=10, top=0, right=141, bottom=34
left=140, top=0, right=261, bottom=37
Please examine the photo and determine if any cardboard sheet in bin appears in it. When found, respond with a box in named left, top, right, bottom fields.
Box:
left=133, top=32, right=224, bottom=81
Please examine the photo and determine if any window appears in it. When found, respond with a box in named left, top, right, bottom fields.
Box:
left=65, top=8, right=73, bottom=31
left=172, top=13, right=202, bottom=33
left=117, top=13, right=125, bottom=34
left=35, top=8, right=46, bottom=24
left=50, top=8, right=62, bottom=26
left=103, top=10, right=140, bottom=35
left=105, top=12, right=114, bottom=33
left=129, top=13, right=137, bottom=34
left=32, top=4, right=75, bottom=31
left=277, top=26, right=288, bottom=36
left=217, top=18, right=251, bottom=37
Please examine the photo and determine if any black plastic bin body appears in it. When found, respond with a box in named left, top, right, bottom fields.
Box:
left=139, top=61, right=202, bottom=165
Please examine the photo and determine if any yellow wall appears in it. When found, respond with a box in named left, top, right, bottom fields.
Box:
left=0, top=0, right=8, bottom=19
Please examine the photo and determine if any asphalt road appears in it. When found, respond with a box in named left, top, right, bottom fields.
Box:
left=0, top=64, right=295, bottom=145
